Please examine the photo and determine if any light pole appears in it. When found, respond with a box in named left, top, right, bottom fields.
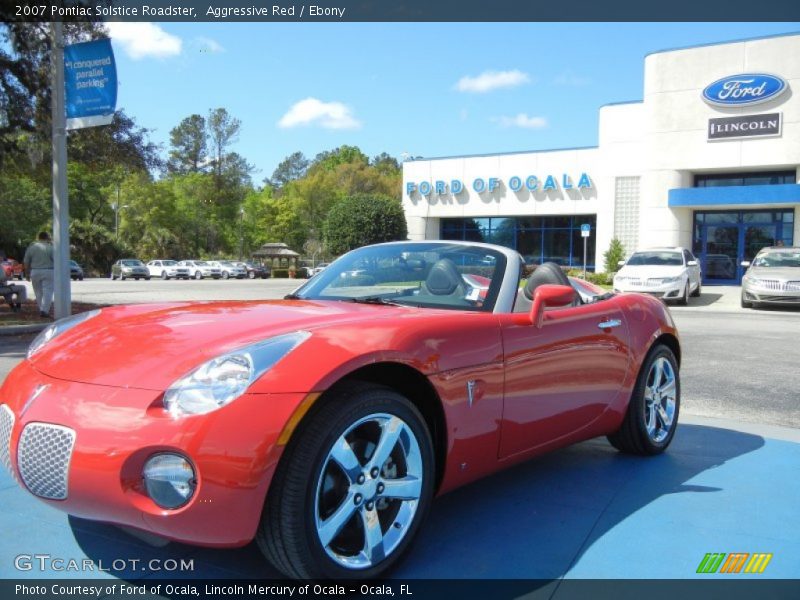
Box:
left=113, top=202, right=129, bottom=239
left=238, top=206, right=245, bottom=261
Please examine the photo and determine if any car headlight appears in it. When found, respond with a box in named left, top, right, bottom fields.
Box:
left=27, top=310, right=102, bottom=359
left=747, top=277, right=763, bottom=287
left=661, top=276, right=681, bottom=283
left=163, top=331, right=311, bottom=417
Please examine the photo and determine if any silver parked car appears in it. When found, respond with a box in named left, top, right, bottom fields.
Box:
left=178, top=260, right=222, bottom=280
left=741, top=247, right=800, bottom=308
left=209, top=260, right=247, bottom=279
left=147, top=260, right=190, bottom=280
left=111, top=259, right=150, bottom=281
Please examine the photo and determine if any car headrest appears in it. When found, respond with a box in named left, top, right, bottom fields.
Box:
left=425, top=259, right=463, bottom=295
left=523, top=262, right=572, bottom=300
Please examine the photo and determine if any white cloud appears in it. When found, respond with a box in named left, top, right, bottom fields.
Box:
left=554, top=71, right=591, bottom=86
left=106, top=23, right=182, bottom=60
left=491, top=113, right=548, bottom=129
left=455, top=69, right=531, bottom=93
left=195, top=37, right=225, bottom=54
left=277, top=98, right=361, bottom=130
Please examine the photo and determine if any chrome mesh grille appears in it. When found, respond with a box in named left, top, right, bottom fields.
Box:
left=0, top=405, right=14, bottom=477
left=786, top=281, right=800, bottom=292
left=17, top=423, right=76, bottom=500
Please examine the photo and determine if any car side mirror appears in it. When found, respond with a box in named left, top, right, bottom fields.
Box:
left=740, top=260, right=751, bottom=268
left=617, top=260, right=626, bottom=267
left=687, top=260, right=698, bottom=266
left=530, top=284, right=576, bottom=328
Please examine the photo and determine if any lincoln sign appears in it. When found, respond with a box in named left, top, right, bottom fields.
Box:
left=708, top=113, right=782, bottom=141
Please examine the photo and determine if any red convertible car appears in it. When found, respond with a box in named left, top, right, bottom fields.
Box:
left=0, top=241, right=680, bottom=579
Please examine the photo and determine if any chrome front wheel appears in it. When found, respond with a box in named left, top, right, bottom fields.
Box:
left=314, top=413, right=423, bottom=570
left=258, top=384, right=434, bottom=579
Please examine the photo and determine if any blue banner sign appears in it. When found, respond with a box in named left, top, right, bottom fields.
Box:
left=407, top=173, right=592, bottom=197
left=702, top=73, right=787, bottom=107
left=64, top=38, right=117, bottom=130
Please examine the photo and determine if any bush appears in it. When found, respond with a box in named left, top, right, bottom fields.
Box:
left=603, top=238, right=626, bottom=273
left=323, top=194, right=408, bottom=255
left=568, top=268, right=613, bottom=286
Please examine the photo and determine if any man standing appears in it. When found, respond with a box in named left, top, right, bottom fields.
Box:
left=23, top=231, right=55, bottom=319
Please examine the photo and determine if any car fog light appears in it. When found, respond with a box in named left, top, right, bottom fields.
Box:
left=143, top=454, right=196, bottom=509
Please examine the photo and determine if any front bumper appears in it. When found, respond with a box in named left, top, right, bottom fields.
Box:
left=0, top=361, right=307, bottom=547
left=742, top=286, right=800, bottom=305
left=614, top=281, right=684, bottom=300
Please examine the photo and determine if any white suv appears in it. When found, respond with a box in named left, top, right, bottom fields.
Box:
left=613, top=247, right=702, bottom=305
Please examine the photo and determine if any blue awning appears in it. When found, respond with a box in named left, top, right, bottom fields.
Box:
left=668, top=183, right=800, bottom=207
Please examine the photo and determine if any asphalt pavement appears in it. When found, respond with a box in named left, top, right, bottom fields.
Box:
left=0, top=282, right=798, bottom=584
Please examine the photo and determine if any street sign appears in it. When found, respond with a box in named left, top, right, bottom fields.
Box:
left=580, top=224, right=590, bottom=278
left=581, top=223, right=591, bottom=237
left=64, top=38, right=117, bottom=130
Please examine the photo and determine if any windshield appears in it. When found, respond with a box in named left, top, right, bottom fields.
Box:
left=69, top=260, right=78, bottom=267
left=753, top=251, right=800, bottom=268
left=162, top=260, right=177, bottom=266
left=121, top=260, right=143, bottom=267
left=626, top=251, right=683, bottom=267
left=292, top=242, right=508, bottom=312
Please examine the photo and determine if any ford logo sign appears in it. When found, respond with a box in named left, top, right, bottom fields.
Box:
left=703, top=73, right=787, bottom=107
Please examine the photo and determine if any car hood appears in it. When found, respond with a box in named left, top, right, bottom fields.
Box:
left=746, top=267, right=800, bottom=281
left=617, top=265, right=686, bottom=278
left=28, top=300, right=404, bottom=391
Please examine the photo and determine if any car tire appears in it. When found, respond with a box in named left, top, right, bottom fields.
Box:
left=110, top=273, right=115, bottom=280
left=691, top=280, right=701, bottom=297
left=78, top=276, right=83, bottom=281
left=161, top=272, right=168, bottom=280
left=257, top=382, right=435, bottom=580
left=223, top=271, right=230, bottom=280
left=195, top=271, right=203, bottom=280
left=607, top=344, right=680, bottom=456
left=145, top=276, right=151, bottom=281
left=677, top=282, right=689, bottom=306
left=248, top=271, right=256, bottom=279
left=120, top=275, right=126, bottom=281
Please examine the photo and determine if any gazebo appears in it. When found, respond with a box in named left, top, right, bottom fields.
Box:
left=251, top=242, right=301, bottom=269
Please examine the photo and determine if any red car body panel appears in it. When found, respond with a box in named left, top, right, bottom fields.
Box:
left=0, top=288, right=678, bottom=548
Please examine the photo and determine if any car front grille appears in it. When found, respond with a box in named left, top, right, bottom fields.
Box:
left=0, top=404, right=15, bottom=478
left=756, top=280, right=800, bottom=292
left=17, top=423, right=76, bottom=500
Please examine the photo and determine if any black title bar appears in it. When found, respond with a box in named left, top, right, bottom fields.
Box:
left=5, top=0, right=800, bottom=22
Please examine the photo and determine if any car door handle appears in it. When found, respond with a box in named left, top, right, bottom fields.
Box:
left=598, top=319, right=622, bottom=329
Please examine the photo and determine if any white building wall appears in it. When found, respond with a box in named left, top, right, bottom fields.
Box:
left=402, top=33, right=800, bottom=273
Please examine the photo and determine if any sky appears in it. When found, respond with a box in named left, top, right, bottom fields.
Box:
left=105, top=22, right=800, bottom=183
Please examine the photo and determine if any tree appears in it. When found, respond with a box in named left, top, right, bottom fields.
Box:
left=603, top=237, right=626, bottom=273
left=207, top=107, right=241, bottom=186
left=371, top=152, right=399, bottom=173
left=323, top=194, right=408, bottom=255
left=167, top=114, right=207, bottom=175
left=312, top=145, right=368, bottom=171
left=268, top=151, right=308, bottom=189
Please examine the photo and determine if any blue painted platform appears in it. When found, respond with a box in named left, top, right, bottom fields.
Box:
left=1, top=420, right=798, bottom=583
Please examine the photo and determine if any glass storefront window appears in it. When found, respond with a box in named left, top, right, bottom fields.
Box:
left=440, top=214, right=597, bottom=269
left=695, top=171, right=796, bottom=187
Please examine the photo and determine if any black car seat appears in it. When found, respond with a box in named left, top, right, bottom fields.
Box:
left=421, top=258, right=466, bottom=297
left=514, top=262, right=578, bottom=312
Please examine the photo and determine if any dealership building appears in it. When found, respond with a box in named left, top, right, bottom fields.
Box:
left=402, top=32, right=800, bottom=284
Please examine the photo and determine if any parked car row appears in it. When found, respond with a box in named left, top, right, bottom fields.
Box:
left=109, top=259, right=275, bottom=281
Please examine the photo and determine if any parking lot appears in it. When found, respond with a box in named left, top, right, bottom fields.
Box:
left=1, top=281, right=799, bottom=584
